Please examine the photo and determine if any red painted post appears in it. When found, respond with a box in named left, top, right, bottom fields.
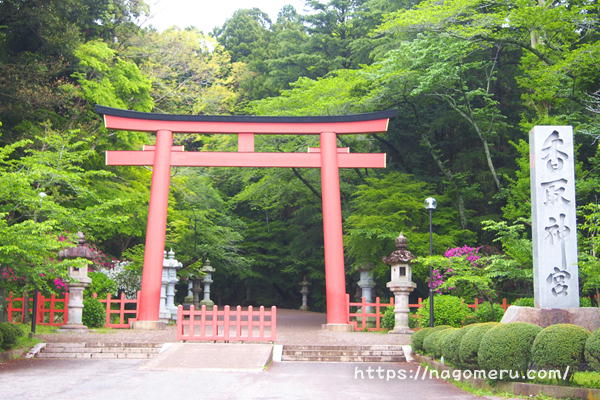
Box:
left=236, top=306, right=242, bottom=339
left=248, top=305, right=254, bottom=338
left=271, top=306, right=277, bottom=341
left=501, top=298, right=508, bottom=311
left=259, top=306, right=265, bottom=338
left=224, top=306, right=230, bottom=340
left=138, top=129, right=173, bottom=323
left=320, top=131, right=348, bottom=327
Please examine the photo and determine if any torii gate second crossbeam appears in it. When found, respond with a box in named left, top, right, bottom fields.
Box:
left=96, top=105, right=396, bottom=330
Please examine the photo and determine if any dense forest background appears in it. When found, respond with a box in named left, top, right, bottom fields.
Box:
left=0, top=0, right=598, bottom=310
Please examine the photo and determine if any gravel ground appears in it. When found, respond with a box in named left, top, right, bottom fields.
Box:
left=36, top=309, right=411, bottom=345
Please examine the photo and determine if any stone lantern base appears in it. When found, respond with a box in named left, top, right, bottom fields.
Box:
left=199, top=299, right=215, bottom=307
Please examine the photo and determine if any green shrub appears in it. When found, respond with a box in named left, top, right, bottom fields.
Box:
left=474, top=302, right=505, bottom=322
left=532, top=324, right=589, bottom=375
left=573, top=371, right=600, bottom=389
left=478, top=322, right=542, bottom=377
left=442, top=327, right=469, bottom=366
left=411, top=325, right=451, bottom=353
left=416, top=296, right=472, bottom=327
left=512, top=297, right=534, bottom=307
left=581, top=297, right=592, bottom=307
left=381, top=306, right=395, bottom=330
left=409, top=312, right=418, bottom=328
left=585, top=328, right=600, bottom=371
left=85, top=271, right=118, bottom=299
left=423, top=327, right=454, bottom=358
left=82, top=297, right=105, bottom=328
left=0, top=322, right=18, bottom=350
left=459, top=322, right=498, bottom=368
left=0, top=328, right=4, bottom=350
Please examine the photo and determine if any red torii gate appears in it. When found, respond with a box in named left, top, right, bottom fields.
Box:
left=97, top=105, right=395, bottom=329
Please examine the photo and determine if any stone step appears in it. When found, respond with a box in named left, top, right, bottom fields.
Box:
left=37, top=342, right=163, bottom=360
left=43, top=346, right=161, bottom=354
left=281, top=355, right=406, bottom=362
left=280, top=345, right=406, bottom=363
left=283, top=345, right=402, bottom=351
left=44, top=342, right=162, bottom=348
left=283, top=350, right=403, bottom=357
left=36, top=352, right=154, bottom=359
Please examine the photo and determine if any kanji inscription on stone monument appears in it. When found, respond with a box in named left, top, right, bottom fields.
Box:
left=530, top=126, right=579, bottom=308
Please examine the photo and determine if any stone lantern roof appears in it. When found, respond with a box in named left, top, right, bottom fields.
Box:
left=382, top=233, right=415, bottom=265
left=58, top=232, right=101, bottom=260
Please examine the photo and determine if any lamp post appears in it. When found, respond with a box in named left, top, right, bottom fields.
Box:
left=30, top=192, right=47, bottom=337
left=424, top=197, right=437, bottom=327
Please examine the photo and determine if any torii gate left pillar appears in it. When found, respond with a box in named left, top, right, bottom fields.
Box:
left=97, top=105, right=395, bottom=330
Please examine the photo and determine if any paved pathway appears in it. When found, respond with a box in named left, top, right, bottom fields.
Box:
left=0, top=358, right=484, bottom=400
left=8, top=309, right=490, bottom=399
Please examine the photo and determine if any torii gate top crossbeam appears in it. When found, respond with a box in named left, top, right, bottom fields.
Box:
left=95, top=105, right=397, bottom=134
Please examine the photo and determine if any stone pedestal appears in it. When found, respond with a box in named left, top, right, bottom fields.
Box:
left=59, top=282, right=88, bottom=332
left=322, top=323, right=354, bottom=332
left=386, top=282, right=417, bottom=334
left=501, top=306, right=600, bottom=331
left=299, top=278, right=309, bottom=311
left=131, top=320, right=167, bottom=330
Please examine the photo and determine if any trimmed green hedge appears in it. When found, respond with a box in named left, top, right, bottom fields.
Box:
left=478, top=322, right=542, bottom=376
left=442, top=326, right=469, bottom=366
left=412, top=325, right=451, bottom=353
left=585, top=328, right=600, bottom=372
left=532, top=324, right=589, bottom=375
left=423, top=327, right=456, bottom=358
left=0, top=322, right=23, bottom=350
left=459, top=322, right=498, bottom=368
left=416, top=296, right=472, bottom=327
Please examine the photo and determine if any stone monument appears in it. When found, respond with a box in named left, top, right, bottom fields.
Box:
left=501, top=126, right=600, bottom=330
left=383, top=233, right=416, bottom=334
left=299, top=277, right=310, bottom=311
left=159, top=249, right=182, bottom=322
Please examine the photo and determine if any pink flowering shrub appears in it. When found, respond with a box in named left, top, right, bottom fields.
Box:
left=444, top=245, right=482, bottom=265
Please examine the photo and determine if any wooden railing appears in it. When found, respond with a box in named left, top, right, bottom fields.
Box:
left=346, top=294, right=394, bottom=331
left=176, top=305, right=277, bottom=342
left=6, top=292, right=69, bottom=326
left=92, top=292, right=139, bottom=328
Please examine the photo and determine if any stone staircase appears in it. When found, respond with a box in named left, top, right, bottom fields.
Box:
left=282, top=345, right=406, bottom=363
left=36, top=342, right=163, bottom=359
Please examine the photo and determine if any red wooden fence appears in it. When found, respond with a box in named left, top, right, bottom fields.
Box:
left=6, top=292, right=138, bottom=328
left=346, top=294, right=394, bottom=331
left=92, top=292, right=139, bottom=328
left=177, top=305, right=277, bottom=342
left=6, top=292, right=69, bottom=326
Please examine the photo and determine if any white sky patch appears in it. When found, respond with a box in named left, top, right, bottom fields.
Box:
left=144, top=0, right=308, bottom=33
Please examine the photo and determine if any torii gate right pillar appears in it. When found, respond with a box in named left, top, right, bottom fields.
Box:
left=320, top=132, right=350, bottom=329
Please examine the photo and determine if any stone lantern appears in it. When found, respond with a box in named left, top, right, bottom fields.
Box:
left=57, top=232, right=95, bottom=332
left=200, top=259, right=215, bottom=307
left=159, top=249, right=182, bottom=322
left=299, top=277, right=310, bottom=311
left=383, top=233, right=416, bottom=334
left=357, top=263, right=375, bottom=312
